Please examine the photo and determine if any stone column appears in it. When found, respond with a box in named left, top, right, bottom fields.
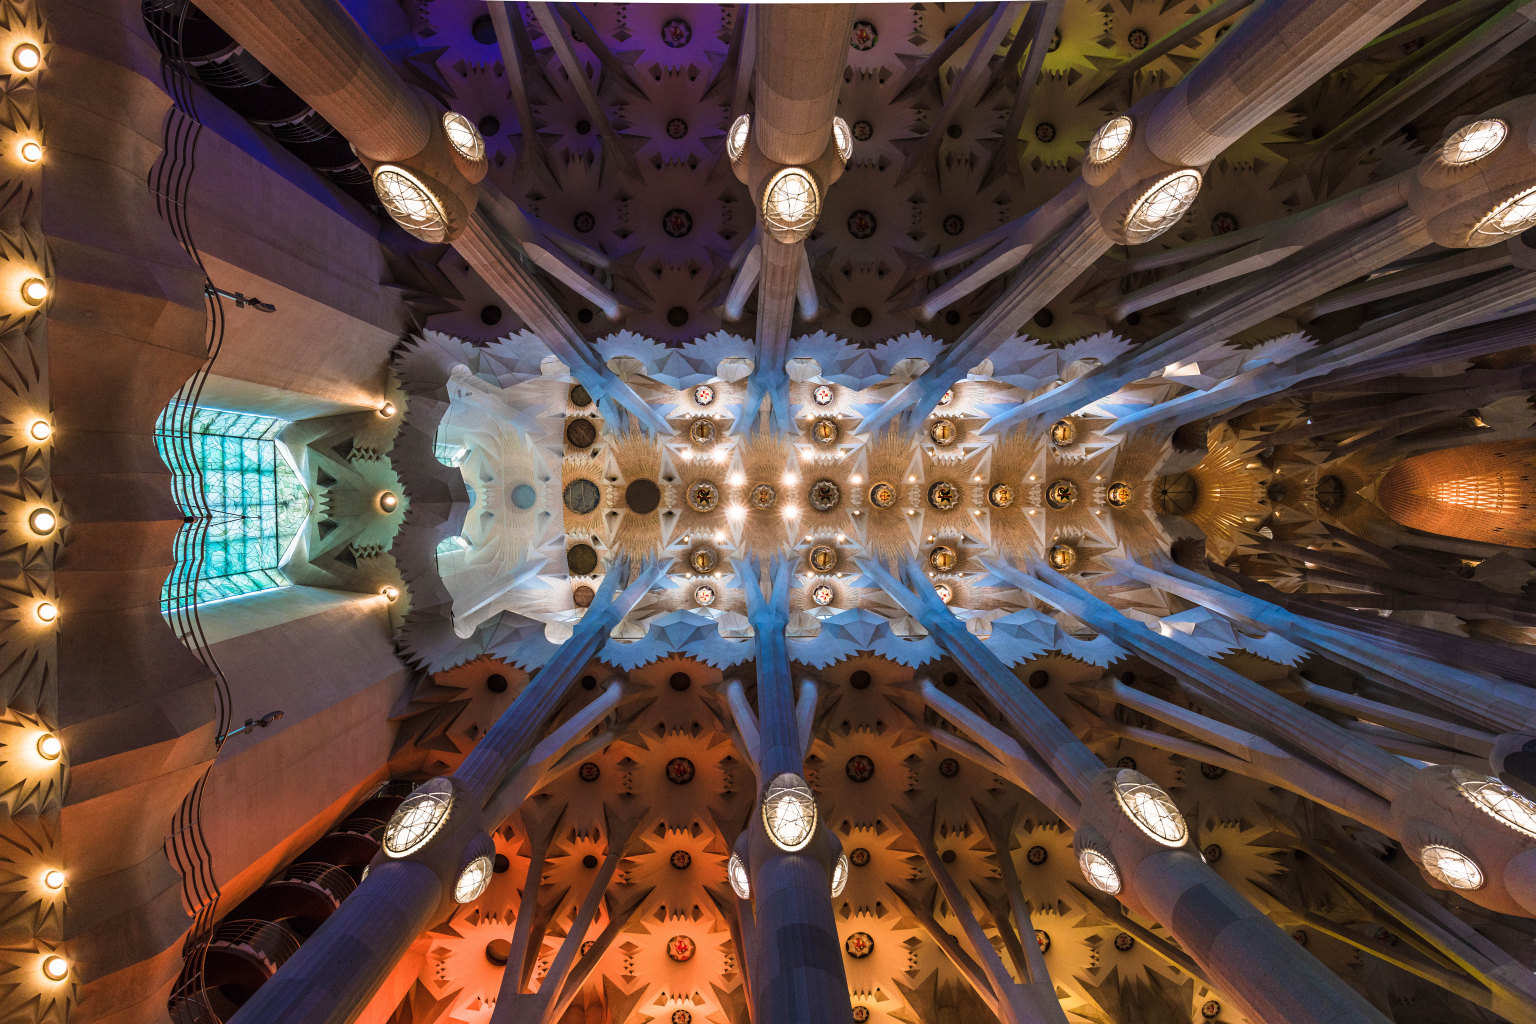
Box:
left=739, top=560, right=852, bottom=1024
left=228, top=564, right=661, bottom=1024
left=860, top=557, right=1392, bottom=1024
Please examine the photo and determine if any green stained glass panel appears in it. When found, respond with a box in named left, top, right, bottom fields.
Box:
left=156, top=407, right=312, bottom=609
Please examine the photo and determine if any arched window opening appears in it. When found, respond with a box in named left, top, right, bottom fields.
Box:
left=158, top=407, right=311, bottom=608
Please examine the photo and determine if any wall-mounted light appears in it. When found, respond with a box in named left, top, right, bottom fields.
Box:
left=27, top=419, right=50, bottom=442
left=453, top=854, right=494, bottom=903
left=19, top=140, right=40, bottom=163
left=35, top=733, right=61, bottom=760
left=728, top=850, right=751, bottom=899
left=378, top=400, right=396, bottom=418
left=378, top=491, right=398, bottom=513
left=42, top=869, right=64, bottom=890
left=831, top=850, right=849, bottom=896
left=34, top=600, right=56, bottom=624
left=28, top=508, right=56, bottom=536
left=381, top=585, right=399, bottom=602
left=20, top=277, right=47, bottom=306
left=40, top=955, right=67, bottom=982
left=12, top=43, right=40, bottom=72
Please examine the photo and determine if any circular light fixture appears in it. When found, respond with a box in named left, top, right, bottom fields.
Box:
left=749, top=483, right=777, bottom=509
left=869, top=482, right=896, bottom=509
left=373, top=165, right=450, bottom=242
left=378, top=491, right=398, bottom=513
left=1472, top=184, right=1536, bottom=243
left=687, top=481, right=719, bottom=512
left=28, top=420, right=51, bottom=442
left=693, top=384, right=715, bottom=406
left=811, top=583, right=834, bottom=606
left=1087, top=116, right=1132, bottom=164
left=378, top=401, right=396, bottom=418
left=690, top=546, right=717, bottom=573
left=1078, top=848, right=1122, bottom=893
left=381, top=585, right=400, bottom=602
left=694, top=584, right=717, bottom=607
left=34, top=601, right=56, bottom=624
left=988, top=484, right=1015, bottom=509
left=20, top=277, right=47, bottom=306
left=454, top=854, right=494, bottom=903
left=12, top=43, right=40, bottom=72
left=809, top=545, right=836, bottom=573
left=1441, top=118, right=1507, bottom=166
left=1106, top=481, right=1132, bottom=507
left=934, top=582, right=953, bottom=604
left=728, top=850, right=751, bottom=899
left=927, top=481, right=959, bottom=511
left=42, top=869, right=64, bottom=890
left=1113, top=769, right=1188, bottom=846
left=812, top=384, right=834, bottom=406
left=831, top=850, right=849, bottom=896
left=1420, top=843, right=1484, bottom=890
left=1048, top=543, right=1078, bottom=571
left=19, top=140, right=40, bottom=163
left=727, top=114, right=751, bottom=163
left=40, top=955, right=67, bottom=981
left=1451, top=767, right=1536, bottom=839
left=1124, top=169, right=1202, bottom=244
left=807, top=480, right=839, bottom=512
left=832, top=116, right=853, bottom=163
left=810, top=418, right=840, bottom=446
left=383, top=778, right=455, bottom=857
left=690, top=419, right=716, bottom=446
left=1049, top=419, right=1076, bottom=446
left=762, top=168, right=820, bottom=243
left=929, top=419, right=957, bottom=447
left=36, top=733, right=61, bottom=760
left=28, top=508, right=55, bottom=535
left=1045, top=480, right=1078, bottom=510
left=929, top=544, right=956, bottom=572
left=442, top=111, right=486, bottom=162
left=760, top=772, right=818, bottom=852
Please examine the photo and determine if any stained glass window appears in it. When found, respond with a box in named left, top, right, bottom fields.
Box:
left=156, top=407, right=311, bottom=608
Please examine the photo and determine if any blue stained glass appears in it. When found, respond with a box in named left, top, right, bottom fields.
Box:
left=156, top=407, right=312, bottom=610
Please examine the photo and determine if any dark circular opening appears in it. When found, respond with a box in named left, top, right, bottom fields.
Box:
left=573, top=585, right=594, bottom=608
left=511, top=483, right=537, bottom=509
left=1119, top=671, right=1136, bottom=684
left=850, top=670, right=872, bottom=690
left=946, top=124, right=963, bottom=139
left=580, top=675, right=597, bottom=690
left=485, top=938, right=511, bottom=965
left=567, top=543, right=598, bottom=575
left=565, top=418, right=597, bottom=449
left=478, top=114, right=501, bottom=137
left=1027, top=670, right=1049, bottom=689
left=493, top=853, right=510, bottom=873
left=575, top=119, right=592, bottom=135
left=626, top=478, right=661, bottom=514
left=940, top=849, right=957, bottom=863
left=480, top=304, right=503, bottom=326
left=582, top=854, right=598, bottom=869
left=851, top=307, right=873, bottom=327
left=941, top=671, right=958, bottom=687
left=944, top=311, right=960, bottom=325
left=1125, top=311, right=1141, bottom=326
left=471, top=14, right=496, bottom=44
left=1034, top=122, right=1056, bottom=143
left=669, top=672, right=692, bottom=692
left=569, top=384, right=592, bottom=407
left=577, top=308, right=594, bottom=324
left=1034, top=308, right=1054, bottom=328
left=563, top=479, right=601, bottom=514
left=666, top=306, right=689, bottom=327
left=486, top=673, right=508, bottom=693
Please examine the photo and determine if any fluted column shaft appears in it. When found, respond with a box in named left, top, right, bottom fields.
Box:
left=752, top=5, right=855, bottom=166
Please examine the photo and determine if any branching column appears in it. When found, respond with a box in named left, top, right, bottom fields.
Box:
left=737, top=559, right=852, bottom=1024
left=228, top=564, right=661, bottom=1024
left=858, top=556, right=1394, bottom=1024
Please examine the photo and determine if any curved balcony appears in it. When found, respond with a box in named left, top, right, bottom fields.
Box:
left=232, top=861, right=358, bottom=928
